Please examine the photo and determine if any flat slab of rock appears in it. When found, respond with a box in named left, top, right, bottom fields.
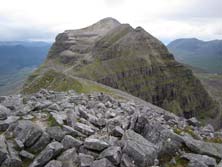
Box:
left=61, top=135, right=83, bottom=150
left=181, top=153, right=216, bottom=167
left=63, top=125, right=86, bottom=138
left=29, top=141, right=63, bottom=167
left=13, top=120, right=43, bottom=147
left=84, top=138, right=109, bottom=151
left=183, top=136, right=222, bottom=159
left=29, top=132, right=51, bottom=153
left=74, top=123, right=95, bottom=136
left=122, top=130, right=157, bottom=167
left=19, top=150, right=34, bottom=160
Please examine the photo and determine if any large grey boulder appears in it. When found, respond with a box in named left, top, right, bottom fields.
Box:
left=187, top=161, right=208, bottom=167
left=122, top=130, right=157, bottom=167
left=13, top=120, right=43, bottom=147
left=91, top=158, right=115, bottom=167
left=0, top=116, right=19, bottom=131
left=84, top=138, right=109, bottom=151
left=183, top=136, right=222, bottom=159
left=50, top=111, right=66, bottom=125
left=57, top=148, right=79, bottom=167
left=181, top=153, right=216, bottom=167
left=62, top=125, right=86, bottom=138
left=1, top=142, right=22, bottom=167
left=0, top=104, right=9, bottom=120
left=0, top=135, right=8, bottom=165
left=79, top=153, right=94, bottom=167
left=99, top=146, right=122, bottom=165
left=29, top=132, right=51, bottom=153
left=74, top=122, right=95, bottom=136
left=131, top=115, right=183, bottom=156
left=61, top=135, right=83, bottom=150
left=46, top=126, right=66, bottom=141
left=79, top=145, right=100, bottom=159
left=29, top=141, right=63, bottom=167
left=19, top=150, right=34, bottom=160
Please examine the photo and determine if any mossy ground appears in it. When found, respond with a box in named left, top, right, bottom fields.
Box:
left=174, top=126, right=199, bottom=139
left=159, top=154, right=189, bottom=167
left=204, top=137, right=222, bottom=144
left=23, top=69, right=115, bottom=97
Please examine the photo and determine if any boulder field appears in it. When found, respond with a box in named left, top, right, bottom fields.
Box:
left=0, top=89, right=222, bottom=167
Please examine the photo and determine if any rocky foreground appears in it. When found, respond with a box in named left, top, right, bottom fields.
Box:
left=0, top=89, right=222, bottom=167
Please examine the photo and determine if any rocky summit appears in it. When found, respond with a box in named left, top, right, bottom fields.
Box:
left=23, top=17, right=220, bottom=127
left=0, top=89, right=222, bottom=167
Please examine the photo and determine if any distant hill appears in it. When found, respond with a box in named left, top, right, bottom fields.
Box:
left=167, top=38, right=222, bottom=73
left=0, top=41, right=51, bottom=74
left=0, top=41, right=51, bottom=95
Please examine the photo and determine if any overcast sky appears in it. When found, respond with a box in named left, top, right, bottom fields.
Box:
left=0, top=0, right=221, bottom=43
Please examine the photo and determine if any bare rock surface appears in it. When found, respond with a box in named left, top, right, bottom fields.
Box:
left=0, top=89, right=221, bottom=166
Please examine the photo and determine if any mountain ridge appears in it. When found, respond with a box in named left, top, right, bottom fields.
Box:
left=168, top=38, right=222, bottom=73
left=23, top=18, right=221, bottom=127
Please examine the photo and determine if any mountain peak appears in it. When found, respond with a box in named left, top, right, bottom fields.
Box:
left=97, top=17, right=120, bottom=25
left=25, top=18, right=220, bottom=128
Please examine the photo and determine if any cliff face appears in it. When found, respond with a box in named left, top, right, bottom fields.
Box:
left=24, top=18, right=220, bottom=126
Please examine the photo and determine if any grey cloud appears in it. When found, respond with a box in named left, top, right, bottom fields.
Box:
left=163, top=0, right=222, bottom=20
left=103, top=0, right=125, bottom=7
left=0, top=17, right=56, bottom=41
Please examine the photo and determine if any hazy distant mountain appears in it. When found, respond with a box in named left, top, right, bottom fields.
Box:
left=167, top=38, right=222, bottom=73
left=0, top=41, right=51, bottom=74
left=0, top=41, right=51, bottom=95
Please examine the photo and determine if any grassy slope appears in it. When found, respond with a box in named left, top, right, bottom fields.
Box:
left=194, top=72, right=222, bottom=106
left=0, top=67, right=35, bottom=95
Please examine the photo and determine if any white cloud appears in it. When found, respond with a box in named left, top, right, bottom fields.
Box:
left=0, top=0, right=221, bottom=43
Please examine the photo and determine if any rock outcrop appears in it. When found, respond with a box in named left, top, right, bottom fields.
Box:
left=0, top=89, right=221, bottom=166
left=23, top=17, right=220, bottom=126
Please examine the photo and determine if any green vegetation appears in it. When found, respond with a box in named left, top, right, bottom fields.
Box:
left=23, top=69, right=82, bottom=94
left=159, top=155, right=189, bottom=167
left=23, top=69, right=114, bottom=96
left=165, top=157, right=189, bottom=167
left=48, top=114, right=59, bottom=127
left=174, top=126, right=199, bottom=139
left=204, top=137, right=222, bottom=144
left=0, top=67, right=34, bottom=95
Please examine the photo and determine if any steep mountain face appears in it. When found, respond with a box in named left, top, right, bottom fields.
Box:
left=168, top=38, right=222, bottom=73
left=24, top=18, right=220, bottom=126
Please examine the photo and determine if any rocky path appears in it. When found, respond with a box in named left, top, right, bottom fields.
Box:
left=0, top=89, right=222, bottom=167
